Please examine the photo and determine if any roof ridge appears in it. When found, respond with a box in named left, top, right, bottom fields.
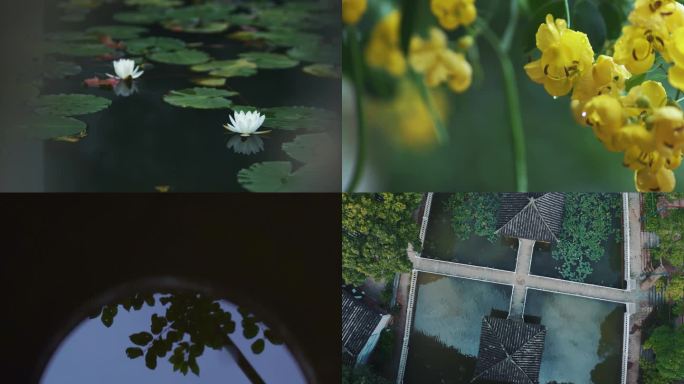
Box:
left=527, top=197, right=559, bottom=242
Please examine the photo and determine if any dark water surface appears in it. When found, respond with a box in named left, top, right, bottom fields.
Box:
left=12, top=0, right=340, bottom=191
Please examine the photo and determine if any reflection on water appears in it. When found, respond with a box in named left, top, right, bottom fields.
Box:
left=422, top=193, right=517, bottom=271
left=227, top=135, right=264, bottom=155
left=524, top=289, right=624, bottom=384
left=113, top=80, right=139, bottom=97
left=404, top=272, right=511, bottom=383
left=40, top=290, right=306, bottom=384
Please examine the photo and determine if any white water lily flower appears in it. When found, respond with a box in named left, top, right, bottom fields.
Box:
left=223, top=110, right=269, bottom=136
left=107, top=58, right=144, bottom=80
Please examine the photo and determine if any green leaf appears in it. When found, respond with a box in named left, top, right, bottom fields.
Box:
left=125, top=36, right=186, bottom=55
left=243, top=321, right=259, bottom=339
left=229, top=30, right=321, bottom=48
left=145, top=350, right=158, bottom=369
left=32, top=94, right=112, bottom=117
left=188, top=357, right=200, bottom=376
left=251, top=339, right=265, bottom=354
left=238, top=52, right=299, bottom=69
left=43, top=60, right=82, bottom=79
left=260, top=106, right=336, bottom=131
left=21, top=115, right=86, bottom=140
left=151, top=314, right=167, bottom=334
left=264, top=329, right=284, bottom=345
left=237, top=161, right=323, bottom=192
left=113, top=10, right=163, bottom=24
left=282, top=133, right=332, bottom=163
left=125, top=0, right=183, bottom=6
left=126, top=347, right=144, bottom=359
left=287, top=42, right=338, bottom=64
left=190, top=77, right=226, bottom=87
left=43, top=41, right=115, bottom=57
left=162, top=20, right=229, bottom=34
left=86, top=25, right=149, bottom=39
left=148, top=49, right=211, bottom=65
left=572, top=0, right=606, bottom=52
left=163, top=87, right=236, bottom=109
left=130, top=331, right=154, bottom=346
left=190, top=59, right=258, bottom=78
left=302, top=64, right=340, bottom=79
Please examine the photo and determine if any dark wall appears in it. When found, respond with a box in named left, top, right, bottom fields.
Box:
left=0, top=193, right=341, bottom=383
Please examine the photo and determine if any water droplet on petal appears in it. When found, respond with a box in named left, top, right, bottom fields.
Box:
left=553, top=96, right=558, bottom=100
left=581, top=111, right=587, bottom=117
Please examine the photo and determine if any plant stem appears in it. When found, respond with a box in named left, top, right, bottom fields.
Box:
left=346, top=26, right=366, bottom=192
left=409, top=70, right=449, bottom=144
left=564, top=0, right=571, bottom=27
left=477, top=19, right=528, bottom=192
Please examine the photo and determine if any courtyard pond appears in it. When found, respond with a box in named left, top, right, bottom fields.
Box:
left=530, top=206, right=625, bottom=288
left=422, top=193, right=518, bottom=271
left=524, top=289, right=625, bottom=384
left=10, top=0, right=339, bottom=192
left=40, top=289, right=305, bottom=384
left=403, top=272, right=512, bottom=383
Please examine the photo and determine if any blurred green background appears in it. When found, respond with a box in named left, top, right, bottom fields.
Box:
left=342, top=0, right=684, bottom=191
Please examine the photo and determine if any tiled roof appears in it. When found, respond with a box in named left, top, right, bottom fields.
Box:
left=341, top=290, right=384, bottom=365
left=496, top=193, right=565, bottom=243
left=472, top=316, right=547, bottom=384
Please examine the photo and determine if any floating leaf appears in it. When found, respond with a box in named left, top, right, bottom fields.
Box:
left=302, top=63, right=339, bottom=79
left=113, top=10, right=163, bottom=24
left=237, top=161, right=321, bottom=192
left=282, top=133, right=332, bottom=163
left=21, top=114, right=86, bottom=140
left=162, top=20, right=229, bottom=34
left=43, top=41, right=114, bottom=57
left=228, top=30, right=321, bottom=48
left=32, top=94, right=112, bottom=116
left=233, top=106, right=336, bottom=131
left=148, top=49, right=211, bottom=65
left=191, top=77, right=226, bottom=87
left=45, top=31, right=98, bottom=42
left=163, top=87, right=237, bottom=109
left=125, top=0, right=182, bottom=6
left=287, top=42, right=338, bottom=64
left=43, top=60, right=82, bottom=79
left=238, top=52, right=298, bottom=69
left=125, top=36, right=186, bottom=55
left=191, top=59, right=257, bottom=78
left=86, top=25, right=149, bottom=39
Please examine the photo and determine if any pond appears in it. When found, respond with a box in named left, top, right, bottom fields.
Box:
left=9, top=0, right=339, bottom=192
left=403, top=272, right=512, bottom=384
left=524, top=289, right=625, bottom=384
left=422, top=193, right=518, bottom=271
left=530, top=215, right=625, bottom=288
left=40, top=290, right=306, bottom=384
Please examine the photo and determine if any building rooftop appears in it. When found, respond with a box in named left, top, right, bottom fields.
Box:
left=472, top=316, right=546, bottom=384
left=496, top=193, right=565, bottom=243
left=341, top=289, right=385, bottom=365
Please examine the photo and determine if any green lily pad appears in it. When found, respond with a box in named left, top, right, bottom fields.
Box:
left=287, top=42, right=338, bottom=64
left=113, top=10, right=163, bottom=24
left=148, top=49, right=211, bottom=65
left=22, top=114, right=87, bottom=140
left=32, top=94, right=112, bottom=116
left=191, top=59, right=257, bottom=78
left=45, top=31, right=98, bottom=42
left=164, top=3, right=237, bottom=21
left=163, top=87, right=237, bottom=109
left=228, top=30, right=321, bottom=48
left=282, top=133, right=332, bottom=163
left=233, top=106, right=336, bottom=131
left=125, top=37, right=186, bottom=55
left=238, top=52, right=298, bottom=69
left=302, top=64, right=339, bottom=79
left=43, top=60, right=82, bottom=79
left=86, top=25, right=149, bottom=39
left=162, top=20, right=229, bottom=34
left=44, top=41, right=114, bottom=57
left=237, top=162, right=307, bottom=192
left=191, top=77, right=226, bottom=87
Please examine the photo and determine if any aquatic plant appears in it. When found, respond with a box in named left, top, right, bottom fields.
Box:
left=107, top=58, right=144, bottom=80
left=224, top=111, right=268, bottom=137
left=445, top=192, right=500, bottom=243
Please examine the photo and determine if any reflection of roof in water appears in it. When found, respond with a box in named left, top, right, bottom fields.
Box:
left=472, top=316, right=546, bottom=384
left=341, top=289, right=384, bottom=365
left=496, top=193, right=565, bottom=243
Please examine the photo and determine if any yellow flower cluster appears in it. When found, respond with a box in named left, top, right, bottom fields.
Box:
left=363, top=2, right=476, bottom=94
left=526, top=11, right=684, bottom=191
left=342, top=0, right=367, bottom=25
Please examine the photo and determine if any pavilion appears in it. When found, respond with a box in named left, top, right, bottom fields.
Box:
left=495, top=193, right=565, bottom=243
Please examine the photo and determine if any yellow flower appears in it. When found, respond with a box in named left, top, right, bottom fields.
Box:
left=649, top=105, right=684, bottom=155
left=524, top=14, right=594, bottom=97
left=365, top=11, right=406, bottom=76
left=342, top=0, right=367, bottom=25
left=581, top=95, right=625, bottom=150
left=667, top=26, right=684, bottom=90
left=571, top=55, right=631, bottom=123
left=630, top=0, right=684, bottom=33
left=430, top=0, right=477, bottom=30
left=409, top=28, right=472, bottom=93
left=635, top=166, right=676, bottom=191
left=613, top=25, right=667, bottom=74
left=620, top=80, right=667, bottom=119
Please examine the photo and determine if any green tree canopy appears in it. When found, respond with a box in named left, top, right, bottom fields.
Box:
left=342, top=193, right=422, bottom=285
left=342, top=364, right=391, bottom=384
left=643, top=325, right=684, bottom=382
left=445, top=193, right=500, bottom=243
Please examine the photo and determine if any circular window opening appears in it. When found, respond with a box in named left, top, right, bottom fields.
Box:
left=39, top=279, right=308, bottom=384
